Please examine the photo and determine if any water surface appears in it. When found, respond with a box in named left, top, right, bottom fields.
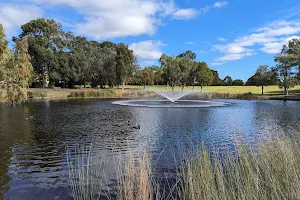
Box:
left=1, top=99, right=300, bottom=199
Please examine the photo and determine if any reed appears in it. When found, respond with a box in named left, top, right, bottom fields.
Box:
left=66, top=137, right=300, bottom=199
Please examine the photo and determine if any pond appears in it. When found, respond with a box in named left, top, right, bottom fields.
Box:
left=1, top=98, right=300, bottom=199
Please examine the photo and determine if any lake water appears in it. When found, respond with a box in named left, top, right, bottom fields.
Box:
left=1, top=98, right=300, bottom=199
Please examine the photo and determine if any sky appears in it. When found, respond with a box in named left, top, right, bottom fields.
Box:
left=1, top=0, right=300, bottom=81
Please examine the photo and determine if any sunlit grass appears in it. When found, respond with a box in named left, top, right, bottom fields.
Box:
left=126, top=85, right=300, bottom=95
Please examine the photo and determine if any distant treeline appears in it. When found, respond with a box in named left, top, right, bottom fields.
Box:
left=1, top=18, right=300, bottom=102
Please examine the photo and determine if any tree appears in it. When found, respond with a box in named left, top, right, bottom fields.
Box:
left=18, top=18, right=65, bottom=87
left=116, top=43, right=136, bottom=90
left=223, top=76, right=233, bottom=86
left=196, top=62, right=213, bottom=90
left=251, top=65, right=277, bottom=94
left=177, top=50, right=196, bottom=60
left=275, top=45, right=297, bottom=95
left=148, top=65, right=163, bottom=85
left=0, top=24, right=9, bottom=81
left=160, top=54, right=181, bottom=91
left=232, top=79, right=244, bottom=86
left=211, top=70, right=223, bottom=86
left=136, top=68, right=154, bottom=89
left=6, top=38, right=33, bottom=102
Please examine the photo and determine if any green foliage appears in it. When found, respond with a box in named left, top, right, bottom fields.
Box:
left=69, top=90, right=116, bottom=98
left=0, top=24, right=9, bottom=81
left=211, top=70, right=223, bottom=86
left=135, top=68, right=155, bottom=88
left=275, top=44, right=298, bottom=95
left=116, top=43, right=136, bottom=90
left=196, top=62, right=214, bottom=90
left=223, top=76, right=233, bottom=86
left=18, top=18, right=65, bottom=87
left=246, top=65, right=278, bottom=94
left=232, top=79, right=244, bottom=86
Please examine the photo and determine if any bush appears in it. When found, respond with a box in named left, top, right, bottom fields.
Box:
left=27, top=91, right=47, bottom=99
left=68, top=90, right=116, bottom=98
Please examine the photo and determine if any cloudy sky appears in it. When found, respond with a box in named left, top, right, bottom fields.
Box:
left=1, top=0, right=300, bottom=80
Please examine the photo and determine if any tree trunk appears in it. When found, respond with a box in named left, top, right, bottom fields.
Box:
left=261, top=85, right=264, bottom=95
left=284, top=87, right=288, bottom=95
left=122, top=78, right=125, bottom=91
left=172, top=85, right=174, bottom=91
left=144, top=82, right=146, bottom=89
left=166, top=83, right=168, bottom=90
left=201, top=85, right=203, bottom=91
left=192, top=85, right=195, bottom=91
left=181, top=85, right=184, bottom=92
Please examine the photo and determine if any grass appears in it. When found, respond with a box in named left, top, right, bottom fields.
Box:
left=1, top=85, right=300, bottom=102
left=127, top=85, right=300, bottom=95
left=66, top=137, right=300, bottom=200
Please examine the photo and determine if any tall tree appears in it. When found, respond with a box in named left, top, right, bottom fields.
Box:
left=18, top=18, right=65, bottom=87
left=116, top=43, right=136, bottom=90
left=275, top=45, right=297, bottom=95
left=148, top=65, right=164, bottom=85
left=177, top=50, right=196, bottom=60
left=136, top=68, right=154, bottom=89
left=252, top=65, right=277, bottom=94
left=0, top=24, right=9, bottom=81
left=6, top=38, right=33, bottom=102
left=160, top=54, right=181, bottom=91
left=211, top=70, right=223, bottom=86
left=196, top=62, right=213, bottom=90
left=223, top=76, right=233, bottom=86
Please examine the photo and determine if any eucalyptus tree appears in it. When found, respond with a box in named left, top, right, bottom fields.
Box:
left=148, top=65, right=164, bottom=85
left=160, top=54, right=181, bottom=91
left=0, top=24, right=9, bottom=81
left=68, top=36, right=93, bottom=88
left=223, top=76, right=233, bottom=86
left=196, top=62, right=213, bottom=90
left=18, top=18, right=65, bottom=87
left=275, top=45, right=297, bottom=95
left=177, top=50, right=196, bottom=91
left=100, top=41, right=117, bottom=88
left=135, top=68, right=154, bottom=89
left=211, top=70, right=223, bottom=86
left=115, top=43, right=136, bottom=90
left=6, top=38, right=33, bottom=102
left=251, top=65, right=277, bottom=94
left=232, top=79, right=244, bottom=86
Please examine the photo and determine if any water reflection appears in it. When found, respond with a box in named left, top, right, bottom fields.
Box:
left=1, top=99, right=300, bottom=199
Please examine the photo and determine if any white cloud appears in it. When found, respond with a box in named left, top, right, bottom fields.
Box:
left=212, top=19, right=300, bottom=65
left=129, top=40, right=164, bottom=60
left=218, top=37, right=227, bottom=41
left=185, top=41, right=195, bottom=45
left=213, top=1, right=228, bottom=8
left=26, top=0, right=201, bottom=39
left=23, top=0, right=228, bottom=39
left=0, top=3, right=43, bottom=38
left=172, top=8, right=198, bottom=20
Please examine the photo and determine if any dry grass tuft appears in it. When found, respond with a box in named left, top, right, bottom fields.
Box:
left=67, top=137, right=300, bottom=200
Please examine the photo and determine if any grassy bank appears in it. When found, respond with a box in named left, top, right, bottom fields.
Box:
left=1, top=85, right=300, bottom=102
left=67, top=137, right=300, bottom=200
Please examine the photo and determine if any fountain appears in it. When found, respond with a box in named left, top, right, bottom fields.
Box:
left=112, top=89, right=229, bottom=108
left=155, top=91, right=194, bottom=103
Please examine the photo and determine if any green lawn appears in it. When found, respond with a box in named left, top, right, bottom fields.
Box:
left=126, top=85, right=300, bottom=95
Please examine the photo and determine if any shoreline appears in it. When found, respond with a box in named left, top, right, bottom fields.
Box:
left=1, top=87, right=300, bottom=102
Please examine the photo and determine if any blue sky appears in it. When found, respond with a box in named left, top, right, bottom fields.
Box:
left=1, top=0, right=300, bottom=81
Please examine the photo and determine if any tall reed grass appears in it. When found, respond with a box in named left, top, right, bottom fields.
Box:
left=66, top=137, right=300, bottom=200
